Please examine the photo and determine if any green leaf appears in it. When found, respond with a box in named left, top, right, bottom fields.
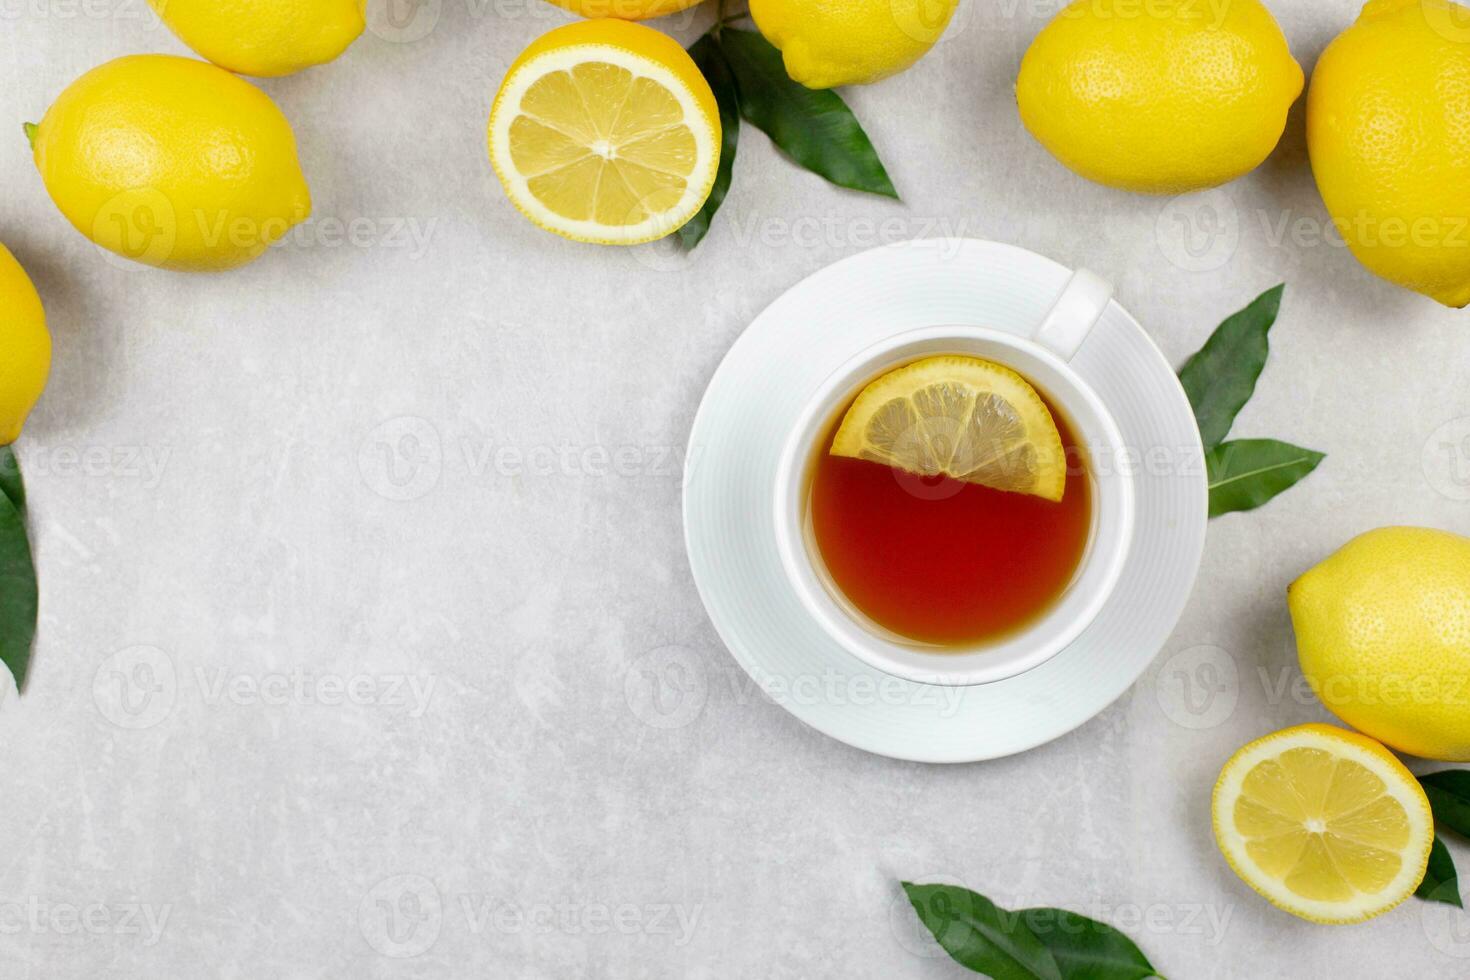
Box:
left=0, top=460, right=37, bottom=691
left=717, top=29, right=898, bottom=199
left=1178, top=285, right=1283, bottom=450
left=1417, top=835, right=1463, bottom=907
left=1206, top=439, right=1324, bottom=518
left=1017, top=908, right=1163, bottom=980
left=902, top=883, right=1063, bottom=980
left=1422, top=771, right=1470, bottom=839
left=0, top=445, right=24, bottom=515
left=678, top=33, right=740, bottom=250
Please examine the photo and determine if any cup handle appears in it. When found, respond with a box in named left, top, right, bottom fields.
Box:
left=1031, top=269, right=1114, bottom=362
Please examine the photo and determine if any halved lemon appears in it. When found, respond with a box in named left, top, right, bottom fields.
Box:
left=829, top=355, right=1068, bottom=501
left=1212, top=724, right=1434, bottom=924
left=487, top=19, right=721, bottom=245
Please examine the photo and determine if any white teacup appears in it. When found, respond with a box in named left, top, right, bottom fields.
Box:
left=773, top=270, right=1135, bottom=687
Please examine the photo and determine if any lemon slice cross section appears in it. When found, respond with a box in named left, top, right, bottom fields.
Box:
left=1212, top=724, right=1435, bottom=924
left=488, top=19, right=721, bottom=246
left=829, top=355, right=1068, bottom=502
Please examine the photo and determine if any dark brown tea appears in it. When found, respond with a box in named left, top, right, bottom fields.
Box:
left=808, top=400, right=1092, bottom=647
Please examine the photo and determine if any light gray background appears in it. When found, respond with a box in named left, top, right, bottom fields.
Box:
left=3, top=0, right=1470, bottom=976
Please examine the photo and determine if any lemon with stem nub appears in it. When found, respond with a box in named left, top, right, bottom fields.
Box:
left=29, top=55, right=311, bottom=272
left=830, top=356, right=1067, bottom=502
left=1213, top=724, right=1434, bottom=924
left=488, top=20, right=721, bottom=245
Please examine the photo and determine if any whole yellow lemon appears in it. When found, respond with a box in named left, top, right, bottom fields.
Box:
left=1308, top=0, right=1470, bottom=308
left=30, top=56, right=312, bottom=273
left=1016, top=0, right=1303, bottom=194
left=0, top=245, right=50, bottom=446
left=1290, top=527, right=1470, bottom=762
left=148, top=0, right=365, bottom=76
left=541, top=0, right=706, bottom=18
left=749, top=0, right=960, bottom=88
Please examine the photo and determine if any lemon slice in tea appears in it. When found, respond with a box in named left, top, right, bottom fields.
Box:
left=487, top=19, right=721, bottom=246
left=1212, top=724, right=1435, bottom=924
left=829, top=355, right=1068, bottom=502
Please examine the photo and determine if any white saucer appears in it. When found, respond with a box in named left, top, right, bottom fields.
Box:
left=683, top=240, right=1208, bottom=763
